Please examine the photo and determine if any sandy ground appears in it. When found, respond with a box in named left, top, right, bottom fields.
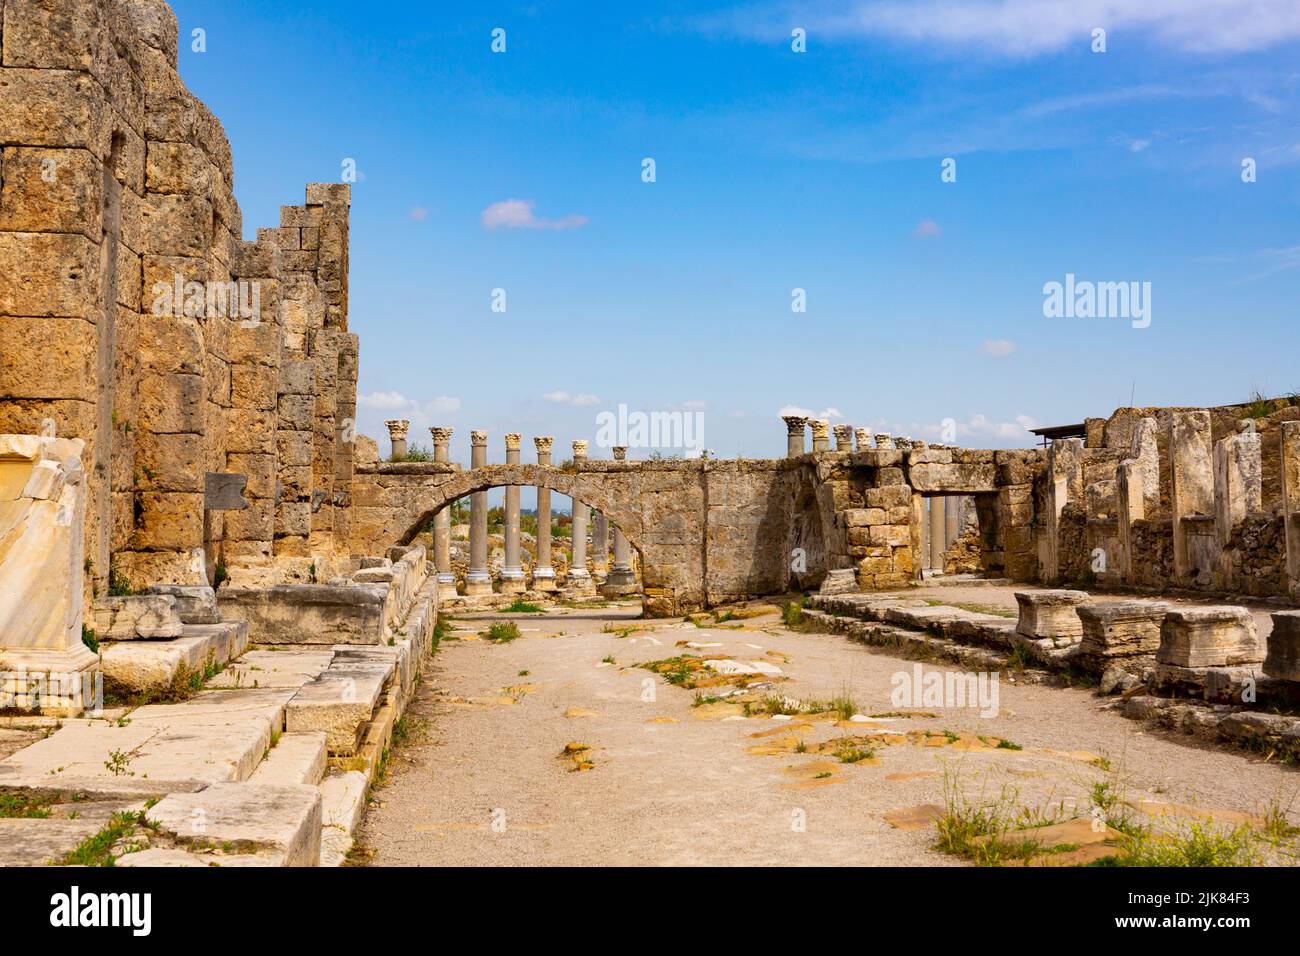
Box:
left=359, top=594, right=1300, bottom=867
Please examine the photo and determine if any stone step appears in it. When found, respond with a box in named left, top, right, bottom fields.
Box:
left=100, top=620, right=250, bottom=694
left=207, top=649, right=336, bottom=690
left=249, top=731, right=327, bottom=786
left=318, top=770, right=368, bottom=867
left=285, top=658, right=393, bottom=755
left=146, top=782, right=323, bottom=866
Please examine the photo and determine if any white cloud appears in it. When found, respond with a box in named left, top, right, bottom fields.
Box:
left=358, top=390, right=414, bottom=411
left=709, top=0, right=1300, bottom=56
left=979, top=339, right=1018, bottom=357
left=542, top=390, right=602, bottom=406
left=358, top=391, right=461, bottom=428
left=912, top=218, right=942, bottom=238
left=778, top=404, right=843, bottom=420
left=482, top=199, right=589, bottom=231
left=920, top=413, right=1039, bottom=443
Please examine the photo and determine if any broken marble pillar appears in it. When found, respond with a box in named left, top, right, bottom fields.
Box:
left=1116, top=459, right=1144, bottom=583
left=809, top=419, right=830, bottom=453
left=1156, top=606, right=1263, bottom=668
left=1077, top=601, right=1169, bottom=661
left=0, top=434, right=98, bottom=713
left=1264, top=610, right=1300, bottom=682
left=1014, top=589, right=1089, bottom=644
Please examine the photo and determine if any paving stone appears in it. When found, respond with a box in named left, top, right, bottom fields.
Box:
left=320, top=769, right=368, bottom=832
left=147, top=782, right=322, bottom=866
left=0, top=817, right=103, bottom=866
left=207, top=649, right=336, bottom=690
left=100, top=621, right=250, bottom=693
left=249, top=731, right=327, bottom=786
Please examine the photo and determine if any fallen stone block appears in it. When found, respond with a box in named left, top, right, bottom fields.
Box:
left=1014, top=590, right=1089, bottom=645
left=91, top=595, right=183, bottom=639
left=146, top=584, right=220, bottom=624
left=147, top=782, right=322, bottom=866
left=249, top=731, right=327, bottom=787
left=1077, top=601, right=1169, bottom=661
left=1265, top=610, right=1300, bottom=682
left=1156, top=607, right=1263, bottom=668
left=0, top=817, right=103, bottom=866
left=818, top=569, right=858, bottom=595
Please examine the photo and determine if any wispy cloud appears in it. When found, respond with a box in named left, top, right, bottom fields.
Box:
left=482, top=199, right=589, bottom=231
left=358, top=391, right=462, bottom=428
left=704, top=0, right=1300, bottom=56
left=912, top=218, right=942, bottom=238
left=979, top=339, right=1018, bottom=357
left=542, top=390, right=602, bottom=406
left=779, top=404, right=843, bottom=420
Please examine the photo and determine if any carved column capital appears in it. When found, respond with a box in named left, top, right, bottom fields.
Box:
left=470, top=429, right=488, bottom=447
left=504, top=433, right=521, bottom=451
left=612, top=446, right=627, bottom=461
left=384, top=419, right=410, bottom=441
left=429, top=427, right=453, bottom=444
left=572, top=439, right=589, bottom=459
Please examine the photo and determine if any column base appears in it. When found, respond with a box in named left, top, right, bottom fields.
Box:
left=600, top=581, right=641, bottom=599
left=604, top=566, right=637, bottom=587
left=565, top=569, right=592, bottom=587
left=0, top=645, right=101, bottom=717
left=498, top=571, right=527, bottom=595
left=464, top=572, right=493, bottom=597
left=531, top=568, right=557, bottom=591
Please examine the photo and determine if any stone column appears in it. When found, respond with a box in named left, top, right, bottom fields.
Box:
left=1116, top=459, right=1144, bottom=583
left=810, top=419, right=830, bottom=453
left=385, top=419, right=409, bottom=461
left=465, top=429, right=492, bottom=596
left=499, top=434, right=526, bottom=593
left=566, top=440, right=592, bottom=588
left=1284, top=422, right=1300, bottom=601
left=533, top=436, right=556, bottom=590
left=929, top=497, right=945, bottom=572
left=945, top=495, right=960, bottom=552
left=833, top=424, right=853, bottom=452
left=875, top=433, right=893, bottom=450
left=1213, top=423, right=1262, bottom=548
left=591, top=511, right=609, bottom=575
left=783, top=416, right=808, bottom=457
left=1043, top=438, right=1083, bottom=583
left=429, top=427, right=457, bottom=600
left=1169, top=410, right=1215, bottom=587
left=854, top=428, right=871, bottom=452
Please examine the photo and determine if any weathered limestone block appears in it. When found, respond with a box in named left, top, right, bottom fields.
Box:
left=92, top=594, right=183, bottom=639
left=818, top=568, right=857, bottom=595
left=146, top=584, right=219, bottom=624
left=1077, top=601, right=1169, bottom=660
left=1156, top=607, right=1263, bottom=668
left=1264, top=611, right=1300, bottom=682
left=100, top=621, right=249, bottom=692
left=285, top=658, right=391, bottom=755
left=218, top=584, right=387, bottom=644
left=1014, top=590, right=1089, bottom=644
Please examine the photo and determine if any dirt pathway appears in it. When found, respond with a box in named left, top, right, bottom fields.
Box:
left=358, top=602, right=1300, bottom=866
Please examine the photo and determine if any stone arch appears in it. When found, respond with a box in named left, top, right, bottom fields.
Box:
left=396, top=463, right=646, bottom=557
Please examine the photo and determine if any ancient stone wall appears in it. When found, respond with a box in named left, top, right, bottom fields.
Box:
left=0, top=0, right=356, bottom=604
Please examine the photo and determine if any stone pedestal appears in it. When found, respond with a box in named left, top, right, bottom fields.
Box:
left=532, top=437, right=556, bottom=591
left=1014, top=589, right=1090, bottom=644
left=1077, top=601, right=1169, bottom=661
left=465, top=430, right=492, bottom=596
left=1264, top=610, right=1300, bottom=682
left=499, top=434, right=526, bottom=594
left=1156, top=606, right=1263, bottom=668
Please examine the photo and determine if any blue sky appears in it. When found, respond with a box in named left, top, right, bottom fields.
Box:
left=172, top=0, right=1300, bottom=473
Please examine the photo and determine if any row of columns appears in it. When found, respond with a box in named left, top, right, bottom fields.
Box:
left=384, top=422, right=632, bottom=596
left=922, top=496, right=963, bottom=573
left=782, top=415, right=938, bottom=456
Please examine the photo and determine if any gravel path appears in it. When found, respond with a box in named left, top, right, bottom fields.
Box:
left=358, top=599, right=1300, bottom=866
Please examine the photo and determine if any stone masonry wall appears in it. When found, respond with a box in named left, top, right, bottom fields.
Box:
left=0, top=0, right=357, bottom=606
